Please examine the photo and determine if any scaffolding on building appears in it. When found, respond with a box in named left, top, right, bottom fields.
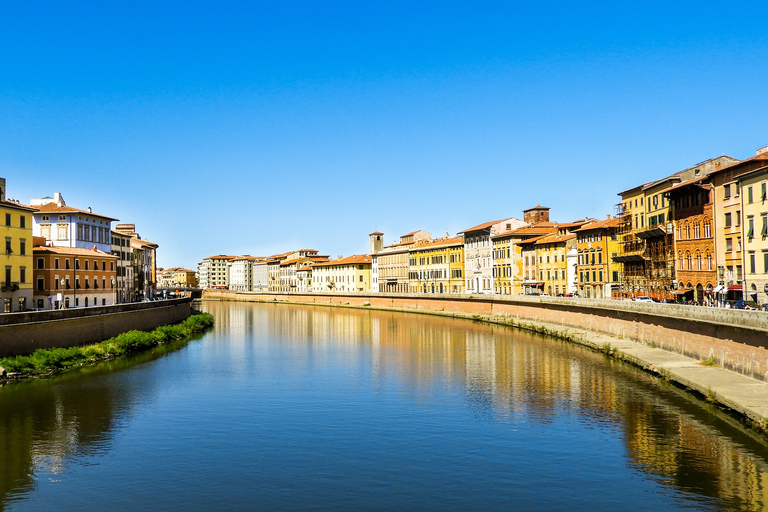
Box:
left=612, top=203, right=676, bottom=300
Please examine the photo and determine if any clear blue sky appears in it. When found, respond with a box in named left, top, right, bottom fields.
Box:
left=1, top=1, right=767, bottom=269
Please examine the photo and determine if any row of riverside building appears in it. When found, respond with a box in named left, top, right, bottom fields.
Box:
left=0, top=178, right=160, bottom=313
left=198, top=145, right=768, bottom=306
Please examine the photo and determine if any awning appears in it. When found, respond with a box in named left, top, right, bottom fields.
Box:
left=727, top=285, right=743, bottom=291
left=712, top=285, right=724, bottom=293
left=674, top=288, right=693, bottom=295
left=524, top=282, right=545, bottom=287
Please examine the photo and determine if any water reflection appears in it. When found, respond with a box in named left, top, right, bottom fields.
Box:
left=1, top=302, right=768, bottom=511
left=205, top=302, right=768, bottom=511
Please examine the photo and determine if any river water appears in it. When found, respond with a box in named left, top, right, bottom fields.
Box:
left=2, top=302, right=768, bottom=511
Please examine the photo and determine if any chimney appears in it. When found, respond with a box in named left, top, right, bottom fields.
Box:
left=53, top=192, right=65, bottom=206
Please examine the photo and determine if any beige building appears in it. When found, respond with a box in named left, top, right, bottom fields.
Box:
left=737, top=156, right=768, bottom=304
left=311, top=255, right=372, bottom=293
left=370, top=230, right=431, bottom=293
left=707, top=151, right=768, bottom=302
left=198, top=255, right=235, bottom=289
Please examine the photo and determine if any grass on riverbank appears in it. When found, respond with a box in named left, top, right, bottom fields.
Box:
left=0, top=312, right=214, bottom=378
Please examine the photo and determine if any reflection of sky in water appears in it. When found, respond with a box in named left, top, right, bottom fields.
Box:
left=1, top=302, right=767, bottom=511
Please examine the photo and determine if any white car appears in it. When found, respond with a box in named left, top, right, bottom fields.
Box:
left=634, top=296, right=654, bottom=303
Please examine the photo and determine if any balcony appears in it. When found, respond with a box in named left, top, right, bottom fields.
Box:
left=613, top=240, right=647, bottom=263
left=1, top=282, right=19, bottom=292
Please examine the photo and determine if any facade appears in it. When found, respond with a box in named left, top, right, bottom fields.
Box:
left=198, top=255, right=235, bottom=289
left=0, top=178, right=35, bottom=312
left=253, top=258, right=271, bottom=291
left=408, top=236, right=465, bottom=294
left=615, top=156, right=738, bottom=300
left=229, top=256, right=258, bottom=292
left=111, top=229, right=134, bottom=303
left=574, top=217, right=621, bottom=299
left=32, top=244, right=117, bottom=309
left=492, top=206, right=558, bottom=295
left=460, top=216, right=526, bottom=294
left=533, top=230, right=578, bottom=296
left=708, top=151, right=768, bottom=302
left=172, top=268, right=198, bottom=288
left=30, top=193, right=118, bottom=254
left=279, top=255, right=329, bottom=292
left=370, top=230, right=431, bottom=293
left=666, top=178, right=717, bottom=304
left=311, top=255, right=372, bottom=293
left=738, top=161, right=768, bottom=304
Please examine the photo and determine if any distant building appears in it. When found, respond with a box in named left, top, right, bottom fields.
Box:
left=408, top=235, right=465, bottom=294
left=198, top=255, right=235, bottom=289
left=111, top=229, right=134, bottom=303
left=229, top=256, right=258, bottom=292
left=311, top=255, right=372, bottom=293
left=573, top=217, right=621, bottom=299
left=370, top=230, right=431, bottom=293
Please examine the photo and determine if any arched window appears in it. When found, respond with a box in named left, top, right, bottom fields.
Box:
left=695, top=251, right=702, bottom=270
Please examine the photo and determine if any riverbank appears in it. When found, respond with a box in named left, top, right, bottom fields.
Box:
left=203, top=291, right=768, bottom=434
left=0, top=312, right=214, bottom=381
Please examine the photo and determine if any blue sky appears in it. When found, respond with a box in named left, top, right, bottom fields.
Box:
left=1, top=1, right=767, bottom=269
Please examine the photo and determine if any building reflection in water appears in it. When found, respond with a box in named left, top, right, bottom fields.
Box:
left=1, top=301, right=767, bottom=511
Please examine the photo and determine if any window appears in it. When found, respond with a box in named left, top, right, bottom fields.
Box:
left=4, top=213, right=10, bottom=226
left=726, top=238, right=733, bottom=252
left=750, top=253, right=756, bottom=274
left=724, top=184, right=731, bottom=199
left=37, top=277, right=44, bottom=291
left=748, top=186, right=754, bottom=204
left=748, top=217, right=754, bottom=239
left=66, top=259, right=70, bottom=270
left=763, top=215, right=768, bottom=238
left=725, top=213, right=732, bottom=228
left=19, top=267, right=25, bottom=283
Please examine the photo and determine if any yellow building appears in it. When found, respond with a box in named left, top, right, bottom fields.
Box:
left=533, top=231, right=577, bottom=296
left=574, top=217, right=621, bottom=298
left=408, top=236, right=465, bottom=294
left=0, top=178, right=35, bottom=312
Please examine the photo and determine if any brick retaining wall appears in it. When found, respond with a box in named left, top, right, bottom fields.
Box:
left=0, top=298, right=193, bottom=357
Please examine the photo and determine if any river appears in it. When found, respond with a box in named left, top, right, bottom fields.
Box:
left=1, top=301, right=768, bottom=511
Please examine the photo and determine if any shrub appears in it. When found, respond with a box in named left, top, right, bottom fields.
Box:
left=0, top=312, right=214, bottom=378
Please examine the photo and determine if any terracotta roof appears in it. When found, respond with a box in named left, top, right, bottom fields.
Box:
left=204, top=255, right=236, bottom=260
left=459, top=218, right=507, bottom=234
left=533, top=233, right=577, bottom=245
left=0, top=200, right=36, bottom=212
left=572, top=218, right=621, bottom=232
left=311, top=254, right=372, bottom=267
left=369, top=231, right=384, bottom=236
left=517, top=234, right=553, bottom=246
left=280, top=257, right=304, bottom=266
left=131, top=238, right=158, bottom=249
left=496, top=222, right=558, bottom=238
left=33, top=245, right=117, bottom=258
left=32, top=202, right=119, bottom=221
left=410, top=236, right=464, bottom=250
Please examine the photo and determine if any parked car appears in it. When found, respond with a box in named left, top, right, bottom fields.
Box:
left=634, top=296, right=654, bottom=303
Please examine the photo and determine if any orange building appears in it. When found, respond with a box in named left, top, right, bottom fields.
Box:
left=32, top=243, right=117, bottom=309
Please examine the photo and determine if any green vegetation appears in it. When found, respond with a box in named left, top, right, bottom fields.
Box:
left=0, top=313, right=214, bottom=378
left=702, top=354, right=718, bottom=367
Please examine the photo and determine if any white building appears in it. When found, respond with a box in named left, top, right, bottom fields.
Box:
left=229, top=256, right=258, bottom=292
left=253, top=258, right=271, bottom=292
left=459, top=217, right=526, bottom=294
left=31, top=193, right=117, bottom=254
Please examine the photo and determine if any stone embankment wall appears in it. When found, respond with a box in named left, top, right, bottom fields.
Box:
left=0, top=298, right=193, bottom=357
left=204, top=290, right=768, bottom=381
